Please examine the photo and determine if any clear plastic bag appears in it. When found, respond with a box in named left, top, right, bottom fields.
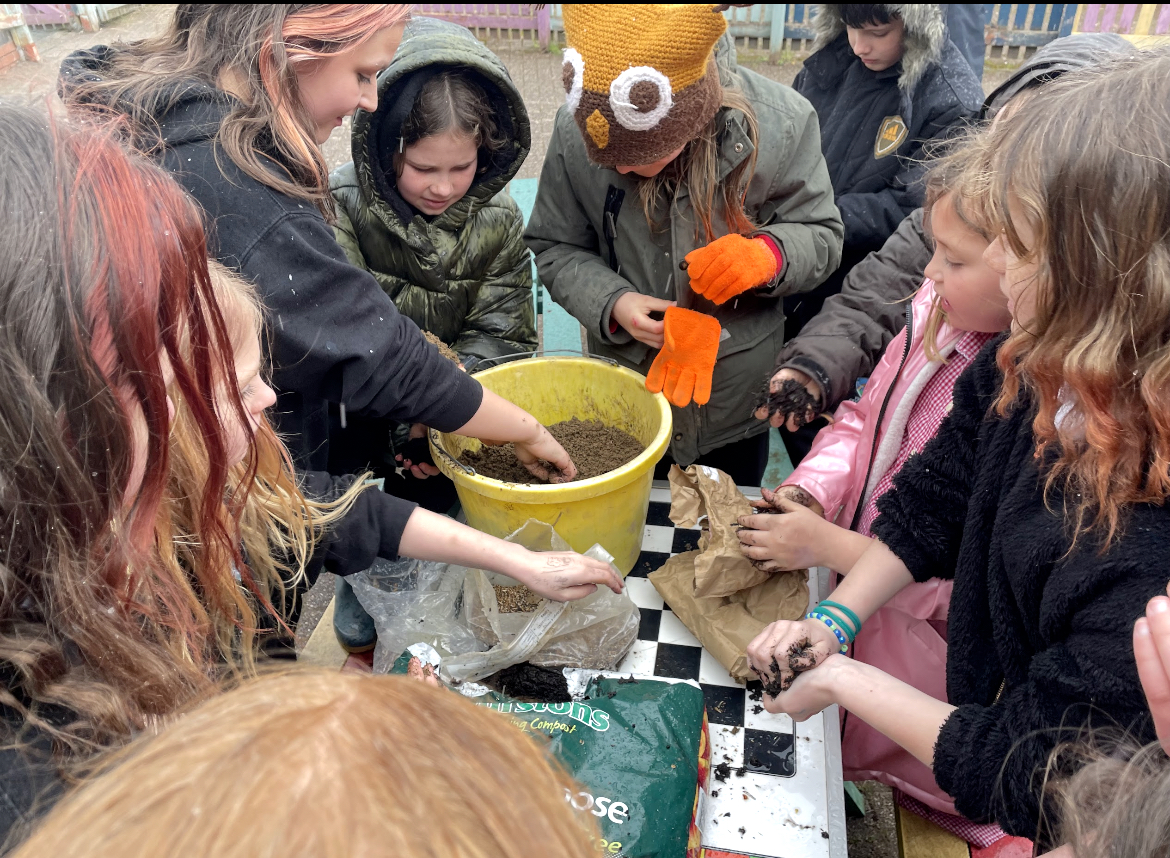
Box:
left=351, top=519, right=639, bottom=682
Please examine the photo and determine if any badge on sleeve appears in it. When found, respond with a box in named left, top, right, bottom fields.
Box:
left=874, top=115, right=908, bottom=159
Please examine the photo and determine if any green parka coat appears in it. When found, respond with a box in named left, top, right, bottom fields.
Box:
left=524, top=44, right=843, bottom=465
left=330, top=17, right=536, bottom=370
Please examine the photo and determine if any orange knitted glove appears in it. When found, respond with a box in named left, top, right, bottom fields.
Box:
left=685, top=234, right=779, bottom=305
left=645, top=307, right=722, bottom=408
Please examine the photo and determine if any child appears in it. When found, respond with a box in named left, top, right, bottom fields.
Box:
left=525, top=4, right=843, bottom=487
left=330, top=17, right=536, bottom=375
left=326, top=17, right=539, bottom=647
left=10, top=671, right=599, bottom=858
left=737, top=153, right=1011, bottom=836
left=59, top=6, right=621, bottom=654
left=745, top=52, right=1170, bottom=844
left=785, top=4, right=983, bottom=338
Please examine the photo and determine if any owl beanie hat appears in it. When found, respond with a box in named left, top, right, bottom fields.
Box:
left=561, top=5, right=728, bottom=167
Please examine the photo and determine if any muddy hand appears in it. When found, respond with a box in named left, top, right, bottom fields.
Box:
left=522, top=550, right=624, bottom=601
left=406, top=656, right=441, bottom=687
left=513, top=424, right=578, bottom=483
left=754, top=369, right=823, bottom=432
left=738, top=494, right=829, bottom=572
left=746, top=618, right=838, bottom=697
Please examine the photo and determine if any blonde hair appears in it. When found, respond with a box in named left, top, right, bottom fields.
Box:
left=638, top=85, right=760, bottom=241
left=980, top=51, right=1170, bottom=548
left=12, top=670, right=600, bottom=858
left=158, top=261, right=364, bottom=672
left=61, top=5, right=410, bottom=219
left=920, top=137, right=994, bottom=362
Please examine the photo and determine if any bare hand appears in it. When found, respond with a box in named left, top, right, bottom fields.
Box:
left=1135, top=594, right=1170, bottom=754
left=406, top=656, right=440, bottom=687
left=759, top=652, right=847, bottom=719
left=745, top=617, right=838, bottom=697
left=513, top=423, right=578, bottom=483
left=738, top=491, right=830, bottom=572
left=395, top=423, right=441, bottom=479
left=611, top=292, right=676, bottom=350
left=754, top=368, right=823, bottom=431
left=520, top=550, right=625, bottom=601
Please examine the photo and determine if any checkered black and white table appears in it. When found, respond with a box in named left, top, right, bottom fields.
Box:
left=617, top=484, right=847, bottom=858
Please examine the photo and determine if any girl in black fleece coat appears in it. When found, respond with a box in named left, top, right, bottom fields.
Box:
left=744, top=53, right=1170, bottom=843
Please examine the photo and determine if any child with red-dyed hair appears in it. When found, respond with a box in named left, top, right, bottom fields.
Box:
left=60, top=5, right=622, bottom=655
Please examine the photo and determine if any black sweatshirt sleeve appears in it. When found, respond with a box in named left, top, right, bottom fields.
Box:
left=933, top=519, right=1164, bottom=836
left=240, top=212, right=483, bottom=430
left=870, top=340, right=1000, bottom=581
left=299, top=470, right=417, bottom=577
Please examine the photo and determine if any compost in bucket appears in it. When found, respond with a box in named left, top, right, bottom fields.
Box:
left=459, top=417, right=644, bottom=483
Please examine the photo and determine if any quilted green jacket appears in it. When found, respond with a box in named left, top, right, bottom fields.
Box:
left=329, top=17, right=535, bottom=370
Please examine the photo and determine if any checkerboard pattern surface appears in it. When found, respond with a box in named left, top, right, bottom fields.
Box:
left=616, top=486, right=844, bottom=857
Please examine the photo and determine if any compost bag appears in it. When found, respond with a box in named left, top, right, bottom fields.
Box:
left=392, top=647, right=710, bottom=858
left=649, top=465, right=809, bottom=680
left=352, top=520, right=639, bottom=682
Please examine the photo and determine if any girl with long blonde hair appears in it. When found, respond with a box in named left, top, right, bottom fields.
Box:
left=744, top=51, right=1170, bottom=845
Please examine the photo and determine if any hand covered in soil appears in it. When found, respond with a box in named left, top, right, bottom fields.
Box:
left=406, top=656, right=440, bottom=687
left=684, top=234, right=778, bottom=305
left=746, top=617, right=838, bottom=699
left=518, top=550, right=624, bottom=602
left=611, top=292, right=676, bottom=350
left=1134, top=594, right=1170, bottom=754
left=395, top=424, right=441, bottom=479
left=737, top=489, right=830, bottom=572
left=754, top=369, right=823, bottom=431
left=758, top=653, right=849, bottom=720
left=512, top=423, right=578, bottom=483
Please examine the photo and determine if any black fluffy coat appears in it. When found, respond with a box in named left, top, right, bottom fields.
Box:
left=873, top=336, right=1163, bottom=839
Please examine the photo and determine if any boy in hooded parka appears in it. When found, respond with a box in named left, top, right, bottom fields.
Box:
left=783, top=4, right=983, bottom=342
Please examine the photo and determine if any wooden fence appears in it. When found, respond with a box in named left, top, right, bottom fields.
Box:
left=409, top=4, right=1128, bottom=60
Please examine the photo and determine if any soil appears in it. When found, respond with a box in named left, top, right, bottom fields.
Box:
left=458, top=417, right=644, bottom=484
left=758, top=638, right=819, bottom=697
left=493, top=584, right=543, bottom=613
left=422, top=330, right=460, bottom=364
left=489, top=662, right=571, bottom=703
left=755, top=378, right=821, bottom=428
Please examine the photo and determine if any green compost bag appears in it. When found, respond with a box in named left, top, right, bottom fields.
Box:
left=391, top=650, right=709, bottom=858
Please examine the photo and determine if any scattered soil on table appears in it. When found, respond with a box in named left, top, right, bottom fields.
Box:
left=755, top=377, right=821, bottom=428
left=489, top=662, right=571, bottom=703
left=422, top=329, right=460, bottom=364
left=713, top=762, right=732, bottom=782
left=459, top=417, right=644, bottom=483
left=494, top=584, right=543, bottom=613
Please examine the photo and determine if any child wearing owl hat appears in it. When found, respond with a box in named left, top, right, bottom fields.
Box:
left=524, top=4, right=844, bottom=486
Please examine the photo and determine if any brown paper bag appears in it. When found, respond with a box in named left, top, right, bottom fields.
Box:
left=650, top=551, right=809, bottom=681
left=667, top=464, right=768, bottom=598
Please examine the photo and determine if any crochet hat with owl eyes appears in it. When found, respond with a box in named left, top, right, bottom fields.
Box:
left=561, top=4, right=728, bottom=167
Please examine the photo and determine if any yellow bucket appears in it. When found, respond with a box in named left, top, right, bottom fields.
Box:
left=429, top=356, right=672, bottom=575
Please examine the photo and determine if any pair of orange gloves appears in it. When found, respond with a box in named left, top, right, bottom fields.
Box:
left=645, top=234, right=781, bottom=408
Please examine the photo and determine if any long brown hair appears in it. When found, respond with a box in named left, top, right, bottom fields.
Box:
left=637, top=85, right=760, bottom=241
left=0, top=106, right=243, bottom=753
left=981, top=51, right=1170, bottom=548
left=11, top=671, right=600, bottom=858
left=61, top=4, right=409, bottom=218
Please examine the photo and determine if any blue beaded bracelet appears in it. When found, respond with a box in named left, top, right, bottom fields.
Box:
left=806, top=611, right=850, bottom=654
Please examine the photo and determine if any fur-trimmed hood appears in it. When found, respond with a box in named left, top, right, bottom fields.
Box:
left=810, top=4, right=947, bottom=95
